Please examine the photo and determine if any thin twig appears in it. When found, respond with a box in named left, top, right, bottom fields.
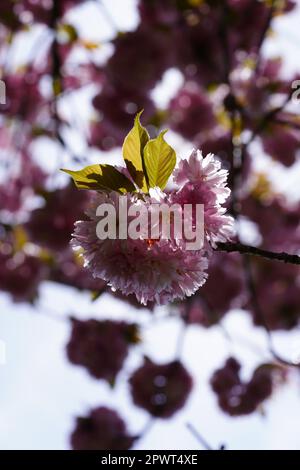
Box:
left=186, top=423, right=214, bottom=451
left=219, top=324, right=270, bottom=361
left=138, top=418, right=154, bottom=441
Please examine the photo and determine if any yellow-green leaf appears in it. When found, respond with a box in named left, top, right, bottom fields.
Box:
left=61, top=164, right=136, bottom=193
left=143, top=130, right=176, bottom=190
left=58, top=23, right=78, bottom=43
left=122, top=111, right=149, bottom=192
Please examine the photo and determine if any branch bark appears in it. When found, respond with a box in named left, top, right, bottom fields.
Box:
left=216, top=242, right=300, bottom=265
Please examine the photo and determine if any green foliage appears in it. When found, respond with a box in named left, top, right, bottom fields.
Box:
left=143, top=130, right=176, bottom=190
left=122, top=111, right=149, bottom=192
left=61, top=164, right=136, bottom=193
left=62, top=112, right=176, bottom=193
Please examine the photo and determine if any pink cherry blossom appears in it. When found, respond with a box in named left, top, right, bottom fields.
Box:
left=71, top=150, right=233, bottom=305
left=72, top=190, right=210, bottom=305
left=173, top=150, right=234, bottom=244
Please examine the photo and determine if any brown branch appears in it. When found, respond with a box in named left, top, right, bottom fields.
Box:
left=50, top=0, right=62, bottom=142
left=216, top=242, right=300, bottom=265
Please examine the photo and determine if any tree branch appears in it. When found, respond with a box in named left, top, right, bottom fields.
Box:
left=216, top=242, right=300, bottom=265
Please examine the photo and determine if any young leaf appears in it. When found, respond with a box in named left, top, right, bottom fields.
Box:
left=122, top=111, right=149, bottom=192
left=143, top=130, right=176, bottom=190
left=61, top=164, right=136, bottom=193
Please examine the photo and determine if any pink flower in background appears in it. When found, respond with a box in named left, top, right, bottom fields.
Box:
left=0, top=150, right=46, bottom=217
left=168, top=83, right=216, bottom=141
left=249, top=259, right=300, bottom=331
left=106, top=27, right=172, bottom=94
left=1, top=71, right=44, bottom=121
left=241, top=195, right=300, bottom=253
left=71, top=407, right=136, bottom=450
left=129, top=358, right=193, bottom=418
left=25, top=184, right=89, bottom=252
left=210, top=357, right=285, bottom=417
left=0, top=240, right=48, bottom=302
left=262, top=125, right=300, bottom=167
left=66, top=318, right=139, bottom=381
left=90, top=84, right=155, bottom=151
